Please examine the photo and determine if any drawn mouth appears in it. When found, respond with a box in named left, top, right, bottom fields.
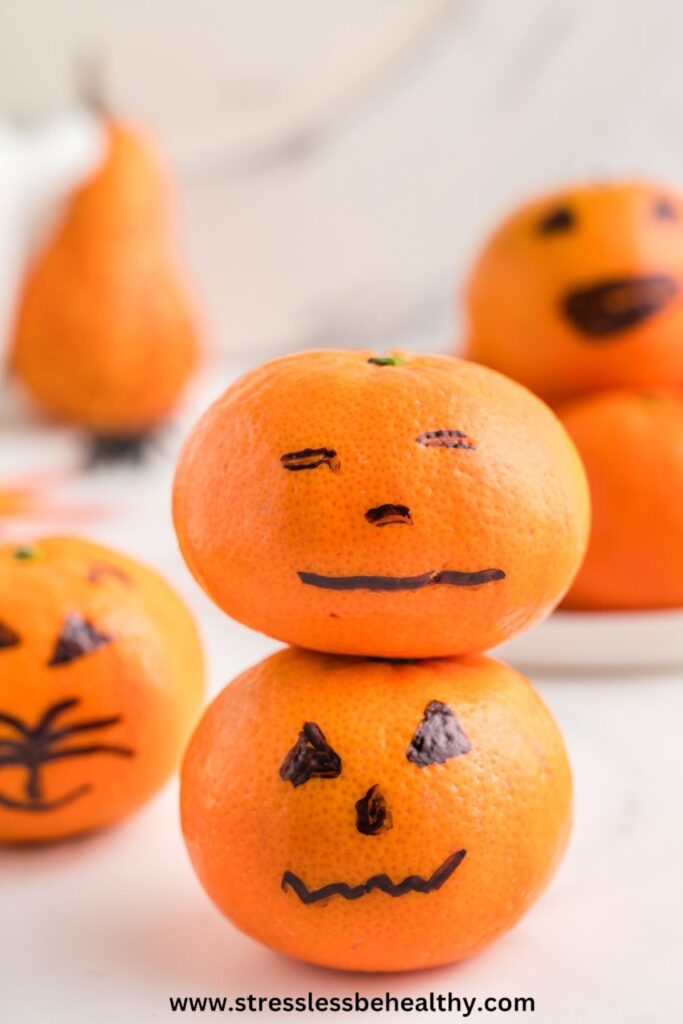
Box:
left=282, top=848, right=467, bottom=904
left=563, top=274, right=678, bottom=337
left=0, top=785, right=90, bottom=813
left=297, top=568, right=505, bottom=592
left=0, top=698, right=134, bottom=815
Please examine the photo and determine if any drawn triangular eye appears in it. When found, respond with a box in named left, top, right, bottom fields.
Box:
left=0, top=621, right=20, bottom=650
left=407, top=700, right=471, bottom=767
left=47, top=613, right=113, bottom=667
left=279, top=722, right=342, bottom=786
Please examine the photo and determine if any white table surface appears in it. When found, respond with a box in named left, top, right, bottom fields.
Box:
left=1, top=369, right=682, bottom=1024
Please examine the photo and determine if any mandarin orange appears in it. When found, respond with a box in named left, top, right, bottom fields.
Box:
left=173, top=349, right=590, bottom=658
left=181, top=646, right=572, bottom=972
left=0, top=536, right=203, bottom=842
left=464, top=180, right=683, bottom=404
left=559, top=389, right=683, bottom=610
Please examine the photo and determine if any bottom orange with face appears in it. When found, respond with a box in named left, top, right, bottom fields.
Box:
left=181, top=647, right=572, bottom=972
left=0, top=536, right=204, bottom=842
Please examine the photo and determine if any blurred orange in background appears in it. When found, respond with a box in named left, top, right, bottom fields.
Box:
left=0, top=535, right=204, bottom=843
left=464, top=180, right=683, bottom=406
left=559, top=389, right=683, bottom=611
left=462, top=178, right=683, bottom=613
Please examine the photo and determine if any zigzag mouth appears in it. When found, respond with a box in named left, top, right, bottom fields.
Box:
left=281, top=848, right=467, bottom=904
left=297, top=569, right=505, bottom=592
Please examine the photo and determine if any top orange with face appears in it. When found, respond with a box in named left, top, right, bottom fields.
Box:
left=173, top=349, right=589, bottom=658
left=464, top=180, right=683, bottom=403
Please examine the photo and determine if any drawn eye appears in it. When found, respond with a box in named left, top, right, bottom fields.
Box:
left=416, top=430, right=476, bottom=450
left=280, top=448, right=340, bottom=473
left=87, top=564, right=133, bottom=586
left=406, top=700, right=472, bottom=767
left=0, top=620, right=21, bottom=650
left=538, top=206, right=575, bottom=235
left=279, top=722, right=342, bottom=786
left=653, top=198, right=678, bottom=221
left=47, top=613, right=113, bottom=667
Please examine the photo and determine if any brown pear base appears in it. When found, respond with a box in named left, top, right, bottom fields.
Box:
left=85, top=430, right=163, bottom=468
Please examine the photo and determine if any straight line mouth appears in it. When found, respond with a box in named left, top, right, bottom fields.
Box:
left=282, top=848, right=467, bottom=904
left=297, top=568, right=505, bottom=592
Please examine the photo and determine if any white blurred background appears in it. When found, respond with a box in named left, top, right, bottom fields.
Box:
left=3, top=0, right=683, bottom=360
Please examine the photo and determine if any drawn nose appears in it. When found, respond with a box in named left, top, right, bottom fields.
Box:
left=365, top=503, right=412, bottom=527
left=355, top=784, right=393, bottom=835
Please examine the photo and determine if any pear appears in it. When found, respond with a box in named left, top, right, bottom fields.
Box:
left=11, top=118, right=201, bottom=451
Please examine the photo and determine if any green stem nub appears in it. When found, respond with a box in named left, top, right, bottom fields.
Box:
left=13, top=546, right=41, bottom=561
left=367, top=355, right=404, bottom=367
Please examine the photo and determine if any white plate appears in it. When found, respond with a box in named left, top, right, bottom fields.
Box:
left=492, top=609, right=683, bottom=673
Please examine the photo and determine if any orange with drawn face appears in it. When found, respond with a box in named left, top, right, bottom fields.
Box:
left=464, top=180, right=683, bottom=404
left=0, top=536, right=203, bottom=843
left=173, top=349, right=590, bottom=658
left=181, top=646, right=572, bottom=972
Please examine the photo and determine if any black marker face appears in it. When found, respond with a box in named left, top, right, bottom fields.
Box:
left=279, top=722, right=342, bottom=787
left=298, top=567, right=505, bottom=592
left=364, top=504, right=412, bottom=527
left=282, top=848, right=466, bottom=904
left=281, top=448, right=340, bottom=473
left=283, top=426, right=505, bottom=592
left=280, top=699, right=472, bottom=903
left=0, top=621, right=20, bottom=650
left=48, top=614, right=113, bottom=667
left=563, top=274, right=679, bottom=338
left=415, top=430, right=476, bottom=450
left=0, top=698, right=134, bottom=813
left=538, top=206, right=575, bottom=235
left=531, top=190, right=683, bottom=339
left=407, top=700, right=472, bottom=767
left=355, top=784, right=392, bottom=836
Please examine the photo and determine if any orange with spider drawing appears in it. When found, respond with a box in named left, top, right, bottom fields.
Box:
left=0, top=536, right=203, bottom=843
left=173, top=349, right=590, bottom=658
left=181, top=646, right=572, bottom=972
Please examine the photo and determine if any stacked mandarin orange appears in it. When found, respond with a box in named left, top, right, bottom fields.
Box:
left=173, top=349, right=590, bottom=971
left=464, top=179, right=683, bottom=610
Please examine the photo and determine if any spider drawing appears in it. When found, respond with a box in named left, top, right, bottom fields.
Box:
left=0, top=698, right=134, bottom=812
